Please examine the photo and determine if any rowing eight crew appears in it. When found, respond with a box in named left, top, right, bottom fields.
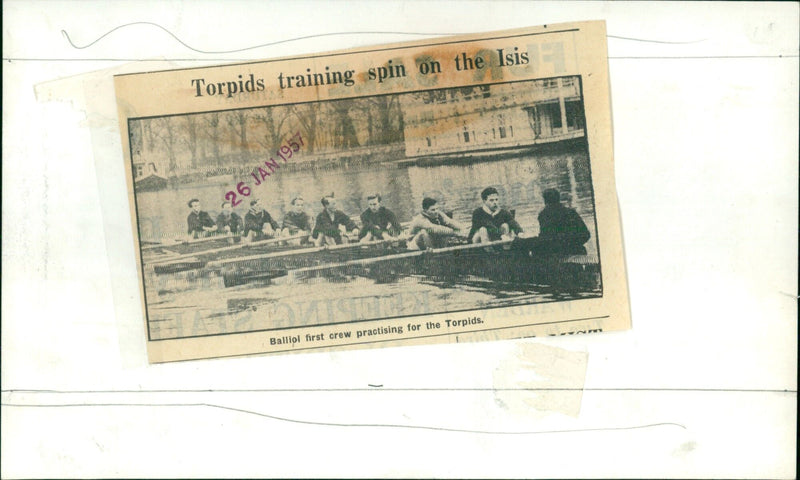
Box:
left=186, top=194, right=394, bottom=247
left=186, top=186, right=590, bottom=254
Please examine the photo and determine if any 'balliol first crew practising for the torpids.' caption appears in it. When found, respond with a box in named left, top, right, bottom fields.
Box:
left=179, top=186, right=590, bottom=253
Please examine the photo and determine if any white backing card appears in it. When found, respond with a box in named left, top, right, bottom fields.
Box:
left=2, top=2, right=797, bottom=478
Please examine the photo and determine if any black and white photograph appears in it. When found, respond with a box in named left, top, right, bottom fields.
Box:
left=132, top=76, right=602, bottom=341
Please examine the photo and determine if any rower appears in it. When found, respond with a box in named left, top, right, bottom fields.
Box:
left=469, top=187, right=523, bottom=244
left=186, top=198, right=217, bottom=240
left=408, top=197, right=463, bottom=250
left=216, top=201, right=243, bottom=237
left=536, top=188, right=590, bottom=255
left=243, top=199, right=280, bottom=242
left=359, top=193, right=402, bottom=243
left=280, top=195, right=312, bottom=245
left=312, top=194, right=359, bottom=246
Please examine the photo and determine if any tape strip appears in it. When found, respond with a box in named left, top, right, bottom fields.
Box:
left=493, top=342, right=588, bottom=417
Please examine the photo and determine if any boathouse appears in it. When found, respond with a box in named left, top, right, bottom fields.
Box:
left=400, top=77, right=585, bottom=158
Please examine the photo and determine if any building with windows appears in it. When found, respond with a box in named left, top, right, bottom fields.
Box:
left=129, top=121, right=169, bottom=191
left=400, top=77, right=585, bottom=159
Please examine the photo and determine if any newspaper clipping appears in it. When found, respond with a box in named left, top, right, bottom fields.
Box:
left=114, top=21, right=630, bottom=362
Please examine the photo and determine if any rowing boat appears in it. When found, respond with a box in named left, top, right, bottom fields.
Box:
left=142, top=213, right=406, bottom=259
left=220, top=236, right=600, bottom=291
left=144, top=227, right=600, bottom=293
left=143, top=215, right=417, bottom=265
left=141, top=234, right=241, bottom=260
left=146, top=233, right=311, bottom=271
left=149, top=235, right=406, bottom=275
left=216, top=237, right=410, bottom=286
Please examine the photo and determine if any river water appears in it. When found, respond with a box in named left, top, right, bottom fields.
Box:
left=138, top=150, right=601, bottom=340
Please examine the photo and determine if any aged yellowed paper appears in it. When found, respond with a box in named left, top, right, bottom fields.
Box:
left=114, top=20, right=630, bottom=362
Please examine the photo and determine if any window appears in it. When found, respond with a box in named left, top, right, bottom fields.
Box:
left=542, top=102, right=562, bottom=129
left=565, top=100, right=585, bottom=131
left=543, top=78, right=558, bottom=89
left=463, top=130, right=470, bottom=142
left=426, top=137, right=432, bottom=147
left=499, top=126, right=507, bottom=139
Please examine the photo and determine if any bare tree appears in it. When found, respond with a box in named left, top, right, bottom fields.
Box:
left=203, top=112, right=222, bottom=166
left=151, top=117, right=179, bottom=175
left=129, top=120, right=144, bottom=157
left=181, top=115, right=201, bottom=169
left=352, top=99, right=376, bottom=145
left=143, top=120, right=158, bottom=153
left=252, top=105, right=292, bottom=152
left=289, top=103, right=322, bottom=153
left=366, top=95, right=404, bottom=145
left=226, top=110, right=251, bottom=163
left=330, top=99, right=360, bottom=149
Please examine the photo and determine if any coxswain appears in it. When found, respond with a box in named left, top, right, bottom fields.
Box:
left=536, top=188, right=590, bottom=254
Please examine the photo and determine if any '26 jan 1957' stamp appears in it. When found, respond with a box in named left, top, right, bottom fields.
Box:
left=224, top=131, right=304, bottom=207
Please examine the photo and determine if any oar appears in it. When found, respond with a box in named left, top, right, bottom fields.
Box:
left=149, top=233, right=308, bottom=265
left=143, top=212, right=448, bottom=251
left=206, top=236, right=407, bottom=268
left=145, top=248, right=182, bottom=259
left=141, top=234, right=237, bottom=251
left=288, top=238, right=514, bottom=276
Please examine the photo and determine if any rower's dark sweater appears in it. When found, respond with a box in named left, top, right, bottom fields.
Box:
left=359, top=206, right=402, bottom=239
left=282, top=211, right=311, bottom=232
left=313, top=209, right=357, bottom=244
left=537, top=203, right=590, bottom=254
left=243, top=209, right=279, bottom=237
left=187, top=211, right=215, bottom=235
left=216, top=212, right=242, bottom=234
left=469, top=208, right=522, bottom=242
